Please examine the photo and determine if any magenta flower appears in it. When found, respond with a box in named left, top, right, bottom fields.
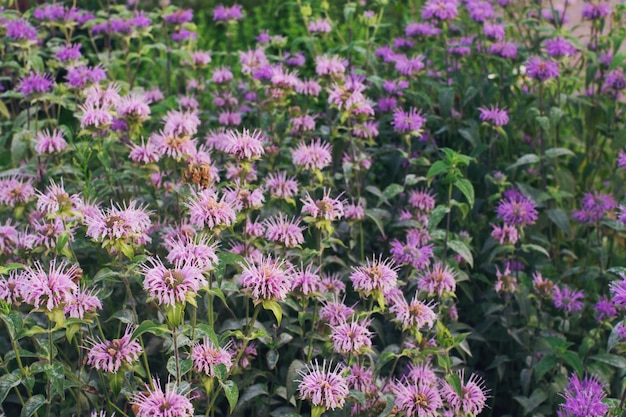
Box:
left=489, top=41, right=518, bottom=59
left=572, top=190, right=616, bottom=223
left=298, top=361, right=349, bottom=410
left=392, top=107, right=425, bottom=134
left=393, top=379, right=442, bottom=417
left=483, top=22, right=505, bottom=41
left=264, top=214, right=305, bottom=248
left=66, top=65, right=106, bottom=89
left=86, top=327, right=142, bottom=373
left=191, top=338, right=233, bottom=377
left=18, top=72, right=54, bottom=97
left=553, top=285, right=584, bottom=313
left=330, top=319, right=373, bottom=354
left=141, top=257, right=206, bottom=306
left=594, top=296, right=617, bottom=322
left=526, top=56, right=560, bottom=81
left=408, top=189, right=436, bottom=213
left=440, top=371, right=489, bottom=416
left=350, top=256, right=398, bottom=297
left=22, top=260, right=79, bottom=311
left=421, top=0, right=458, bottom=21
left=478, top=105, right=509, bottom=126
left=239, top=256, right=292, bottom=302
left=164, top=8, right=193, bottom=24
left=559, top=373, right=607, bottom=417
left=116, top=93, right=151, bottom=122
left=132, top=378, right=194, bottom=417
left=491, top=224, right=519, bottom=245
left=405, top=22, right=441, bottom=37
left=496, top=189, right=538, bottom=227
left=292, top=138, right=333, bottom=171
left=610, top=274, right=626, bottom=308
left=64, top=287, right=102, bottom=319
left=5, top=19, right=37, bottom=42
left=186, top=188, right=237, bottom=230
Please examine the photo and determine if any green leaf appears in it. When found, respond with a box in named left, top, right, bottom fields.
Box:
left=439, top=87, right=454, bottom=117
left=591, top=353, right=626, bottom=369
left=196, top=324, right=220, bottom=346
left=220, top=380, right=239, bottom=412
left=1, top=311, right=23, bottom=339
left=447, top=240, right=473, bottom=267
left=378, top=393, right=396, bottom=417
left=445, top=373, right=463, bottom=397
left=426, top=161, right=449, bottom=181
left=109, top=309, right=135, bottom=324
left=286, top=360, right=306, bottom=400
left=167, top=357, right=193, bottom=378
left=365, top=208, right=387, bottom=238
left=547, top=208, right=570, bottom=237
left=561, top=350, right=584, bottom=376
left=533, top=355, right=558, bottom=381
left=428, top=205, right=449, bottom=232
left=240, top=383, right=268, bottom=403
left=454, top=178, right=474, bottom=207
left=382, top=183, right=404, bottom=202
left=266, top=349, right=279, bottom=370
left=262, top=300, right=282, bottom=326
left=0, top=372, right=21, bottom=403
left=132, top=320, right=168, bottom=340
left=536, top=116, right=550, bottom=132
left=45, top=362, right=66, bottom=400
left=349, top=389, right=367, bottom=406
left=521, top=243, right=550, bottom=258
left=21, top=394, right=46, bottom=417
left=507, top=154, right=540, bottom=170
left=545, top=147, right=574, bottom=159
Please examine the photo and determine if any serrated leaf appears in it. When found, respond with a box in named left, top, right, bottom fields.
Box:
left=220, top=380, right=239, bottom=412
left=21, top=394, right=46, bottom=417
left=454, top=178, right=474, bottom=207
left=447, top=240, right=473, bottom=267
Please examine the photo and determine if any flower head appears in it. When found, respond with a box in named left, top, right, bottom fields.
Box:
left=141, top=257, right=206, bottom=306
left=22, top=260, right=79, bottom=311
left=239, top=256, right=292, bottom=302
left=440, top=371, right=489, bottom=415
left=298, top=361, right=349, bottom=410
left=132, top=378, right=194, bottom=417
left=186, top=189, right=237, bottom=230
left=330, top=319, right=373, bottom=354
left=350, top=256, right=399, bottom=297
left=553, top=285, right=584, bottom=313
left=559, top=373, right=607, bottom=417
left=191, top=338, right=233, bottom=377
left=393, top=379, right=442, bottom=417
left=18, top=72, right=54, bottom=97
left=86, top=327, right=142, bottom=373
left=264, top=214, right=305, bottom=248
left=526, top=56, right=560, bottom=81
left=301, top=189, right=345, bottom=222
left=292, top=139, right=332, bottom=171
left=35, top=129, right=68, bottom=155
left=496, top=189, right=538, bottom=227
left=478, top=105, right=509, bottom=126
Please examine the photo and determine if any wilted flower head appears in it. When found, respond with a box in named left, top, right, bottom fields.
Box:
left=86, top=327, right=142, bottom=373
left=298, top=361, right=349, bottom=410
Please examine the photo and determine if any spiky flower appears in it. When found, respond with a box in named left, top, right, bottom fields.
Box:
left=298, top=361, right=349, bottom=410
left=86, top=327, right=142, bottom=373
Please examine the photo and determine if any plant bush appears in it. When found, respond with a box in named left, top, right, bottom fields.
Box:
left=0, top=1, right=626, bottom=417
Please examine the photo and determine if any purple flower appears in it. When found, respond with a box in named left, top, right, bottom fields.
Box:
left=605, top=68, right=626, bottom=90
left=559, top=373, right=607, bottom=417
left=292, top=138, right=332, bottom=171
left=390, top=230, right=434, bottom=270
left=320, top=298, right=354, bottom=326
left=315, top=55, right=347, bottom=76
left=553, top=285, right=584, bottom=313
left=86, top=327, right=142, bottom=373
left=467, top=0, right=494, bottom=22
left=34, top=4, right=66, bottom=21
left=264, top=214, right=305, bottom=248
left=478, top=105, right=509, bottom=126
left=34, top=129, right=68, bottom=155
left=309, top=17, right=332, bottom=33
left=165, top=235, right=219, bottom=272
left=545, top=37, right=577, bottom=58
left=610, top=274, right=626, bottom=308
left=213, top=4, right=243, bottom=21
left=594, top=296, right=617, bottom=322
left=489, top=41, right=518, bottom=59
left=526, top=56, right=560, bottom=81
left=405, top=22, right=441, bottom=37
left=301, top=189, right=345, bottom=222
left=164, top=9, right=193, bottom=24
left=390, top=296, right=437, bottom=330
left=298, top=361, right=349, bottom=410
left=66, top=65, right=107, bottom=89
left=418, top=262, right=457, bottom=296
left=186, top=189, right=237, bottom=230
left=422, top=0, right=458, bottom=21
left=572, top=190, right=616, bottom=223
left=0, top=177, right=35, bottom=207
left=5, top=19, right=37, bottom=42
left=132, top=379, right=194, bottom=417
left=264, top=171, right=299, bottom=200
left=18, top=72, right=54, bottom=97
left=223, top=128, right=265, bottom=160
left=581, top=2, right=611, bottom=20
left=56, top=43, right=82, bottom=62
left=392, top=107, right=425, bottom=134
left=496, top=189, right=538, bottom=227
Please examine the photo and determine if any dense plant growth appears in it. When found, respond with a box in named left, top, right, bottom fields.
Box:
left=0, top=1, right=626, bottom=416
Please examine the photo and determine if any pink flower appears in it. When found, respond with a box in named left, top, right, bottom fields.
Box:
left=350, top=256, right=398, bottom=297
left=22, top=260, right=79, bottom=311
left=390, top=296, right=437, bottom=330
left=330, top=319, right=373, bottom=354
left=223, top=129, right=265, bottom=160
left=191, top=338, right=233, bottom=377
left=36, top=180, right=81, bottom=216
left=83, top=200, right=152, bottom=244
left=298, top=361, right=349, bottom=410
left=186, top=188, right=237, bottom=230
left=418, top=262, right=457, bottom=296
left=132, top=378, right=194, bottom=417
left=116, top=93, right=151, bottom=122
left=315, top=55, right=347, bottom=77
left=301, top=189, right=345, bottom=221
left=239, top=256, right=292, bottom=302
left=165, top=234, right=219, bottom=272
left=440, top=371, right=489, bottom=416
left=64, top=287, right=102, bottom=319
left=264, top=214, right=305, bottom=247
left=0, top=176, right=35, bottom=207
left=86, top=327, right=142, bottom=373
left=35, top=129, right=67, bottom=155
left=291, top=264, right=322, bottom=295
left=320, top=298, right=354, bottom=326
left=264, top=171, right=299, bottom=200
left=292, top=138, right=333, bottom=171
left=141, top=257, right=207, bottom=306
left=393, top=379, right=442, bottom=417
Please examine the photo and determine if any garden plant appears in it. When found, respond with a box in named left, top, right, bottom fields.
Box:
left=0, top=0, right=625, bottom=416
